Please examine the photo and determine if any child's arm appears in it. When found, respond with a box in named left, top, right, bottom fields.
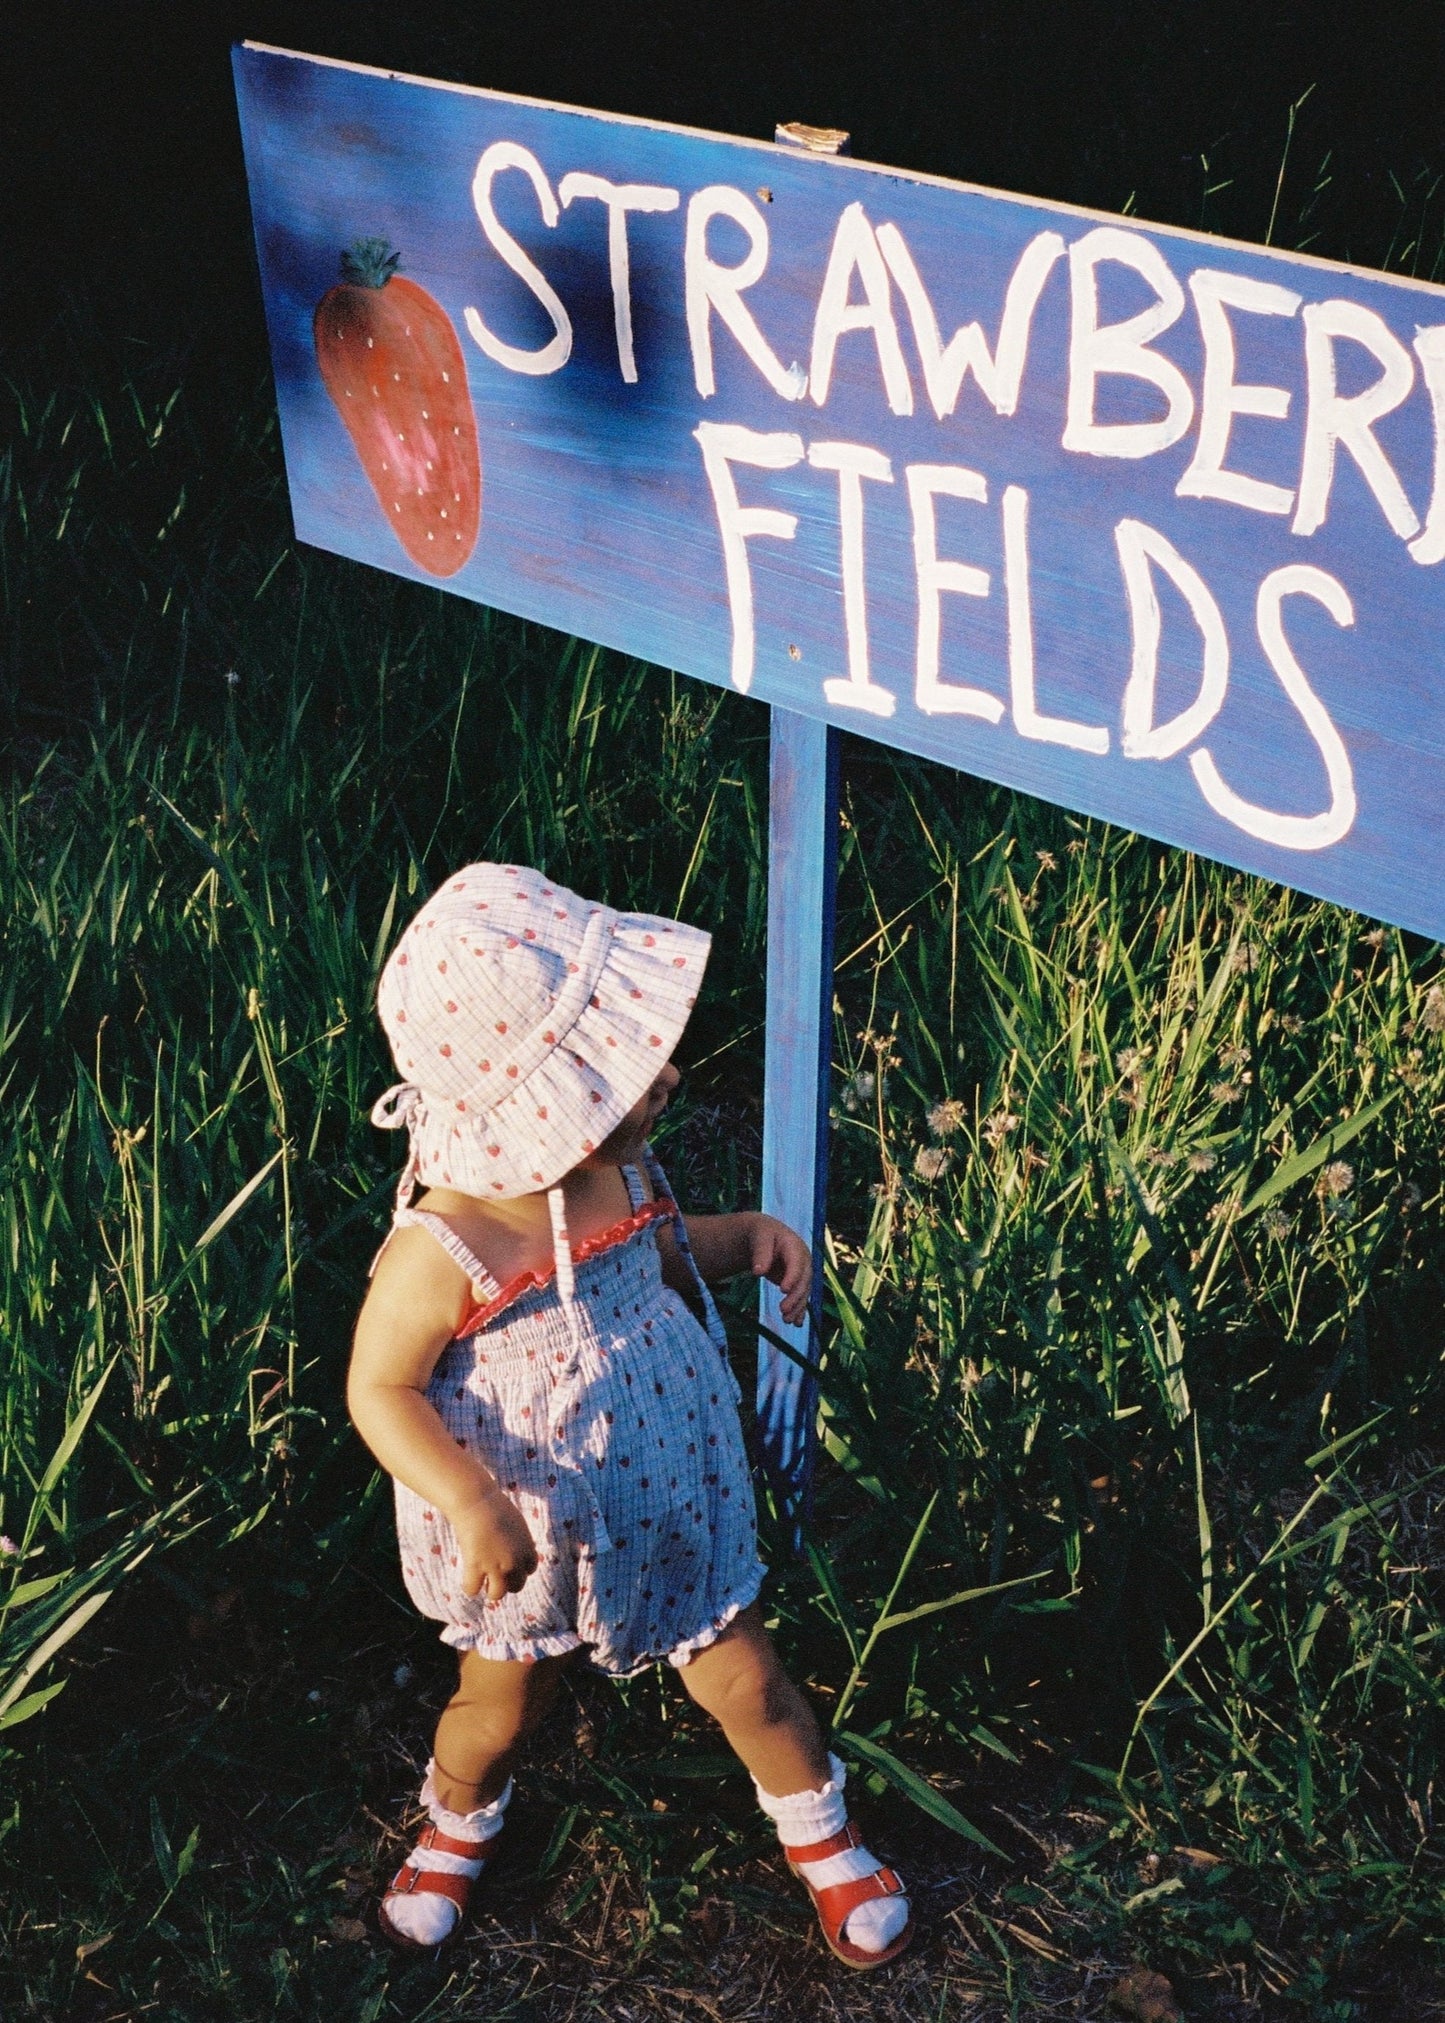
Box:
left=662, top=1211, right=812, bottom=1326
left=348, top=1227, right=538, bottom=1603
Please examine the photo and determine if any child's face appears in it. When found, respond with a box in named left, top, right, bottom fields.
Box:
left=582, top=1060, right=679, bottom=1168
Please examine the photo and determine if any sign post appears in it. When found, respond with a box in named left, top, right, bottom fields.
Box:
left=756, top=121, right=849, bottom=1529
left=759, top=707, right=839, bottom=1527
left=234, top=41, right=1445, bottom=1518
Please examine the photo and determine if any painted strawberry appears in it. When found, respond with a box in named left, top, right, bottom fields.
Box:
left=313, top=239, right=481, bottom=577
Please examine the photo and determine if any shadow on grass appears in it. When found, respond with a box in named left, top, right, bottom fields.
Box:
left=7, top=1505, right=1445, bottom=2023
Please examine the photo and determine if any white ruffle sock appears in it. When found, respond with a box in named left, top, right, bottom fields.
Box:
left=754, top=1751, right=910, bottom=1955
left=381, top=1763, right=512, bottom=1946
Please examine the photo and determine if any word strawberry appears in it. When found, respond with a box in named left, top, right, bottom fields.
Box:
left=313, top=239, right=481, bottom=577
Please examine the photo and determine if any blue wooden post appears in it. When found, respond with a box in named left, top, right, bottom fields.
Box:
left=753, top=119, right=851, bottom=1537
left=757, top=708, right=840, bottom=1534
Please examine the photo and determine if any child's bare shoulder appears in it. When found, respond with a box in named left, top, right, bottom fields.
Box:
left=351, top=1226, right=467, bottom=1385
left=363, top=1221, right=470, bottom=1334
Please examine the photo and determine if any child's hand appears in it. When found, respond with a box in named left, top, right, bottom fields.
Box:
left=451, top=1487, right=539, bottom=1605
left=749, top=1215, right=813, bottom=1326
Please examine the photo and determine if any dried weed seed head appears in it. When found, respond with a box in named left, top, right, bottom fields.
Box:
left=1418, top=984, right=1445, bottom=1035
left=839, top=1069, right=876, bottom=1114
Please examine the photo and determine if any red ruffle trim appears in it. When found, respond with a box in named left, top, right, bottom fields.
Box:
left=453, top=1196, right=676, bottom=1339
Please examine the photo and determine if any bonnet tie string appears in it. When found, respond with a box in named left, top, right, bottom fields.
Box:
left=371, top=1082, right=424, bottom=1214
left=546, top=1185, right=613, bottom=1556
left=546, top=1184, right=578, bottom=1317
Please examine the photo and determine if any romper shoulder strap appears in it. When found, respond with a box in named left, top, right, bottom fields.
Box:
left=387, top=1207, right=504, bottom=1301
left=619, top=1161, right=649, bottom=1213
left=641, top=1147, right=731, bottom=1356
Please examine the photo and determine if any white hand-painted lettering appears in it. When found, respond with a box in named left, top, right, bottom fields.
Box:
left=878, top=226, right=1064, bottom=420
left=686, top=187, right=803, bottom=401
left=904, top=464, right=1003, bottom=720
left=808, top=204, right=914, bottom=415
left=1190, top=567, right=1356, bottom=849
left=1115, top=518, right=1229, bottom=759
left=1407, top=325, right=1445, bottom=565
left=465, top=142, right=572, bottom=375
left=1003, top=486, right=1110, bottom=752
left=558, top=173, right=680, bottom=384
left=807, top=441, right=898, bottom=718
left=694, top=423, right=805, bottom=692
left=1294, top=300, right=1419, bottom=538
left=1177, top=270, right=1301, bottom=515
left=1064, top=227, right=1195, bottom=459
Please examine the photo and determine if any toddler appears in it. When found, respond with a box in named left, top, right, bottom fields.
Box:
left=348, top=863, right=912, bottom=1967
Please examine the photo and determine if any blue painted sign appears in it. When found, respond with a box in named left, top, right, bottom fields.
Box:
left=235, top=42, right=1445, bottom=941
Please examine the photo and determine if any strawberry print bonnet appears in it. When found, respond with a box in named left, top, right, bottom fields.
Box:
left=371, top=864, right=710, bottom=1201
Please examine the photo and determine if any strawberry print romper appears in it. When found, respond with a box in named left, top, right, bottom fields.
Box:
left=388, top=1150, right=763, bottom=1675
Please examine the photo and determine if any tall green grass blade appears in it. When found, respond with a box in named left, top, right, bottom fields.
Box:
left=0, top=1681, right=68, bottom=1730
left=162, top=1147, right=283, bottom=1294
left=0, top=1589, right=113, bottom=1723
left=29, top=1355, right=120, bottom=1525
left=1239, top=1090, right=1399, bottom=1218
left=873, top=1568, right=1046, bottom=1634
left=836, top=1730, right=1004, bottom=1855
left=832, top=1493, right=938, bottom=1727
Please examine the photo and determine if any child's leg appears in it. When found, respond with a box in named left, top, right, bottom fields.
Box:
left=382, top=1649, right=573, bottom=1947
left=432, top=1647, right=574, bottom=1809
left=674, top=1602, right=828, bottom=1793
left=679, top=1605, right=912, bottom=1964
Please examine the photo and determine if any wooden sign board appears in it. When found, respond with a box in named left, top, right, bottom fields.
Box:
left=235, top=42, right=1445, bottom=933
left=234, top=42, right=1445, bottom=1507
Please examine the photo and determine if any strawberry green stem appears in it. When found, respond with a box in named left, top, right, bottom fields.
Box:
left=339, top=238, right=401, bottom=289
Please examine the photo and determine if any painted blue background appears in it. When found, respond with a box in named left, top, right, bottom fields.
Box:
left=235, top=44, right=1445, bottom=941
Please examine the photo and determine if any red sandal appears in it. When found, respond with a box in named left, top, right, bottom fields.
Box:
left=783, top=1819, right=915, bottom=1970
left=377, top=1819, right=502, bottom=1951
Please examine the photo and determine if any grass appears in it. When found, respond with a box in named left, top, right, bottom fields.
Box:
left=3, top=232, right=1445, bottom=2020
